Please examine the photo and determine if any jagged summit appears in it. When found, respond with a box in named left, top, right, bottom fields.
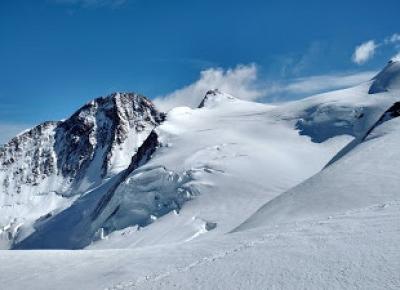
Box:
left=369, top=59, right=400, bottom=94
left=80, top=92, right=163, bottom=118
left=0, top=91, right=164, bottom=197
left=198, top=89, right=237, bottom=108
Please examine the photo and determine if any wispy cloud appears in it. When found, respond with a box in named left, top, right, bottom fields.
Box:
left=50, top=0, right=128, bottom=8
left=384, top=33, right=400, bottom=44
left=265, top=70, right=376, bottom=102
left=0, top=123, right=32, bottom=145
left=154, top=64, right=376, bottom=110
left=352, top=40, right=378, bottom=65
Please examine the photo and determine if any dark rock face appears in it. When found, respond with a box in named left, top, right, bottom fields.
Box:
left=362, top=101, right=400, bottom=140
left=381, top=101, right=400, bottom=118
left=0, top=121, right=61, bottom=194
left=198, top=89, right=221, bottom=108
left=0, top=92, right=165, bottom=197
left=54, top=93, right=165, bottom=191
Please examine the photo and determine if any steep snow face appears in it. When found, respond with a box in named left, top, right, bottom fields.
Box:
left=235, top=100, right=400, bottom=232
left=0, top=92, right=164, bottom=248
left=369, top=60, right=400, bottom=94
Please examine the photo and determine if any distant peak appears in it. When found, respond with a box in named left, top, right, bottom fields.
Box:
left=198, top=89, right=237, bottom=108
left=369, top=60, right=400, bottom=94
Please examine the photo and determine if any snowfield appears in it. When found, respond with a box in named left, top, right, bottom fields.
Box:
left=1, top=201, right=399, bottom=289
left=0, top=61, right=400, bottom=289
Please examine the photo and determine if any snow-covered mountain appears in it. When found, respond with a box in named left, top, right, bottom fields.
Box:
left=0, top=92, right=164, bottom=248
left=1, top=61, right=400, bottom=289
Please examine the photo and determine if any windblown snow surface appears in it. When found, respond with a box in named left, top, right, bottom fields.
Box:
left=1, top=62, right=400, bottom=289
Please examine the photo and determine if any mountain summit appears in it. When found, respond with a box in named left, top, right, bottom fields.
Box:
left=198, top=89, right=237, bottom=108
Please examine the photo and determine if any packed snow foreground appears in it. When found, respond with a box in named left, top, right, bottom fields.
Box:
left=0, top=61, right=400, bottom=289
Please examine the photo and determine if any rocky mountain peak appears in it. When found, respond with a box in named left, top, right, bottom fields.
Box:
left=198, top=89, right=237, bottom=108
left=0, top=92, right=165, bottom=199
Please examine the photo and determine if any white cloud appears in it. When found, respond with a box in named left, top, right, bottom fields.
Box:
left=0, top=123, right=31, bottom=145
left=352, top=40, right=378, bottom=65
left=154, top=64, right=265, bottom=111
left=352, top=33, right=400, bottom=65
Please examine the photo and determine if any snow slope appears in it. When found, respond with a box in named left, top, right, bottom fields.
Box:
left=235, top=63, right=400, bottom=232
left=237, top=116, right=400, bottom=230
left=1, top=199, right=399, bottom=290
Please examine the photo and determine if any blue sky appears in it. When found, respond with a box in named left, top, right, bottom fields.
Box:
left=1, top=0, right=400, bottom=143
